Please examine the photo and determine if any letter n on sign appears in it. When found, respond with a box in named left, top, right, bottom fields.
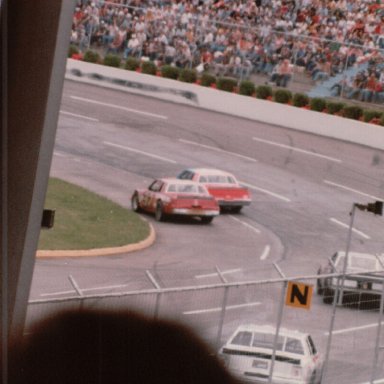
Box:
left=285, top=281, right=313, bottom=309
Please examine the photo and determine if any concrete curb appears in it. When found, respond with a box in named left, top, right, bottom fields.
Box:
left=36, top=221, right=156, bottom=258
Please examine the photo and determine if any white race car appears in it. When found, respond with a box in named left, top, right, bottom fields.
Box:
left=219, top=324, right=323, bottom=384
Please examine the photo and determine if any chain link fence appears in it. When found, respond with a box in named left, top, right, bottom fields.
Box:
left=27, top=262, right=384, bottom=384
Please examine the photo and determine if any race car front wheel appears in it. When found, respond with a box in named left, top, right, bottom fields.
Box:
left=131, top=193, right=142, bottom=213
left=155, top=201, right=165, bottom=222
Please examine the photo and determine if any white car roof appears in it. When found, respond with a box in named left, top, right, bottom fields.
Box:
left=187, top=168, right=235, bottom=177
left=160, top=178, right=210, bottom=193
left=335, top=251, right=384, bottom=272
left=229, top=324, right=308, bottom=340
left=161, top=178, right=200, bottom=185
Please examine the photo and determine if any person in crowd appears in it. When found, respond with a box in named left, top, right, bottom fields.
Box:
left=330, top=75, right=351, bottom=97
left=123, top=33, right=141, bottom=59
left=345, top=70, right=367, bottom=100
left=360, top=72, right=378, bottom=102
left=373, top=78, right=384, bottom=103
left=277, top=58, right=293, bottom=87
left=311, top=59, right=331, bottom=82
left=106, top=24, right=127, bottom=55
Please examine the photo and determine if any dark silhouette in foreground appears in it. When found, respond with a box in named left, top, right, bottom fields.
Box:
left=11, top=309, right=238, bottom=384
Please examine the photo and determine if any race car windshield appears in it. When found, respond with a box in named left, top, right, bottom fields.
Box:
left=168, top=184, right=203, bottom=194
left=251, top=332, right=284, bottom=351
left=200, top=175, right=236, bottom=184
left=350, top=255, right=378, bottom=270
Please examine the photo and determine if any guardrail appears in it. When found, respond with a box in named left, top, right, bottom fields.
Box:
left=66, top=59, right=384, bottom=151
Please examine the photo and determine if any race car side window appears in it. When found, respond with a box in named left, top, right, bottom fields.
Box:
left=149, top=180, right=163, bottom=192
left=227, top=176, right=236, bottom=184
left=231, top=331, right=252, bottom=347
left=307, top=335, right=317, bottom=355
left=252, top=333, right=284, bottom=351
left=178, top=171, right=193, bottom=180
left=329, top=252, right=339, bottom=269
left=198, top=186, right=206, bottom=194
left=167, top=184, right=177, bottom=192
left=285, top=337, right=304, bottom=355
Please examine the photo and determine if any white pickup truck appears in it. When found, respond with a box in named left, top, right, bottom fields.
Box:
left=316, top=251, right=384, bottom=309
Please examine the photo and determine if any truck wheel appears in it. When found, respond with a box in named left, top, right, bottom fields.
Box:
left=316, top=268, right=324, bottom=295
left=201, top=216, right=213, bottom=224
left=323, top=288, right=335, bottom=304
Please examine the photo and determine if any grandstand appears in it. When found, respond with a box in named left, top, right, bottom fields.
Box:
left=70, top=0, right=384, bottom=105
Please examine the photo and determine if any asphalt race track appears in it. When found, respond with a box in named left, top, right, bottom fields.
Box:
left=29, top=80, right=384, bottom=384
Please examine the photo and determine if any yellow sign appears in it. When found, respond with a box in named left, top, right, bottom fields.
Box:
left=285, top=281, right=313, bottom=309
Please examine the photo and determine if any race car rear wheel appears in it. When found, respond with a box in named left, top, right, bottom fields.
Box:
left=201, top=216, right=213, bottom=224
left=231, top=206, right=242, bottom=214
left=155, top=201, right=165, bottom=222
left=131, top=193, right=142, bottom=212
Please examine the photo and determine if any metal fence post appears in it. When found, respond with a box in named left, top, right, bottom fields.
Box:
left=340, top=46, right=350, bottom=99
left=146, top=270, right=161, bottom=319
left=215, top=266, right=229, bottom=351
left=68, top=275, right=84, bottom=311
left=290, top=44, right=298, bottom=84
left=321, top=203, right=356, bottom=383
left=371, top=256, right=384, bottom=383
left=268, top=263, right=287, bottom=384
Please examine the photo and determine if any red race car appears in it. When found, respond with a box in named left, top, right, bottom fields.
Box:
left=177, top=168, right=251, bottom=213
left=131, top=178, right=220, bottom=223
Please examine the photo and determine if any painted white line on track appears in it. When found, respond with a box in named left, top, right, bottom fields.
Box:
left=329, top=218, right=371, bottom=239
left=40, top=284, right=131, bottom=297
left=183, top=302, right=262, bottom=315
left=40, top=290, right=75, bottom=297
left=60, top=110, right=99, bottom=121
left=252, top=136, right=342, bottom=163
left=195, top=269, right=242, bottom=279
left=104, top=141, right=177, bottom=164
left=70, top=95, right=168, bottom=120
left=241, top=181, right=291, bottom=202
left=229, top=215, right=261, bottom=234
left=260, top=245, right=271, bottom=260
left=324, top=321, right=384, bottom=336
left=179, top=139, right=258, bottom=162
left=324, top=180, right=383, bottom=201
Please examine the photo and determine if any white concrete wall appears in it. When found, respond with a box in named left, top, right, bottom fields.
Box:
left=66, top=59, right=384, bottom=150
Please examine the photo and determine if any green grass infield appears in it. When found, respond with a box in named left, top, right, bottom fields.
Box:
left=38, top=178, right=150, bottom=250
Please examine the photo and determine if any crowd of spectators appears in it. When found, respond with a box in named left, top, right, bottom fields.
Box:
left=330, top=62, right=384, bottom=102
left=70, top=0, right=384, bottom=103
